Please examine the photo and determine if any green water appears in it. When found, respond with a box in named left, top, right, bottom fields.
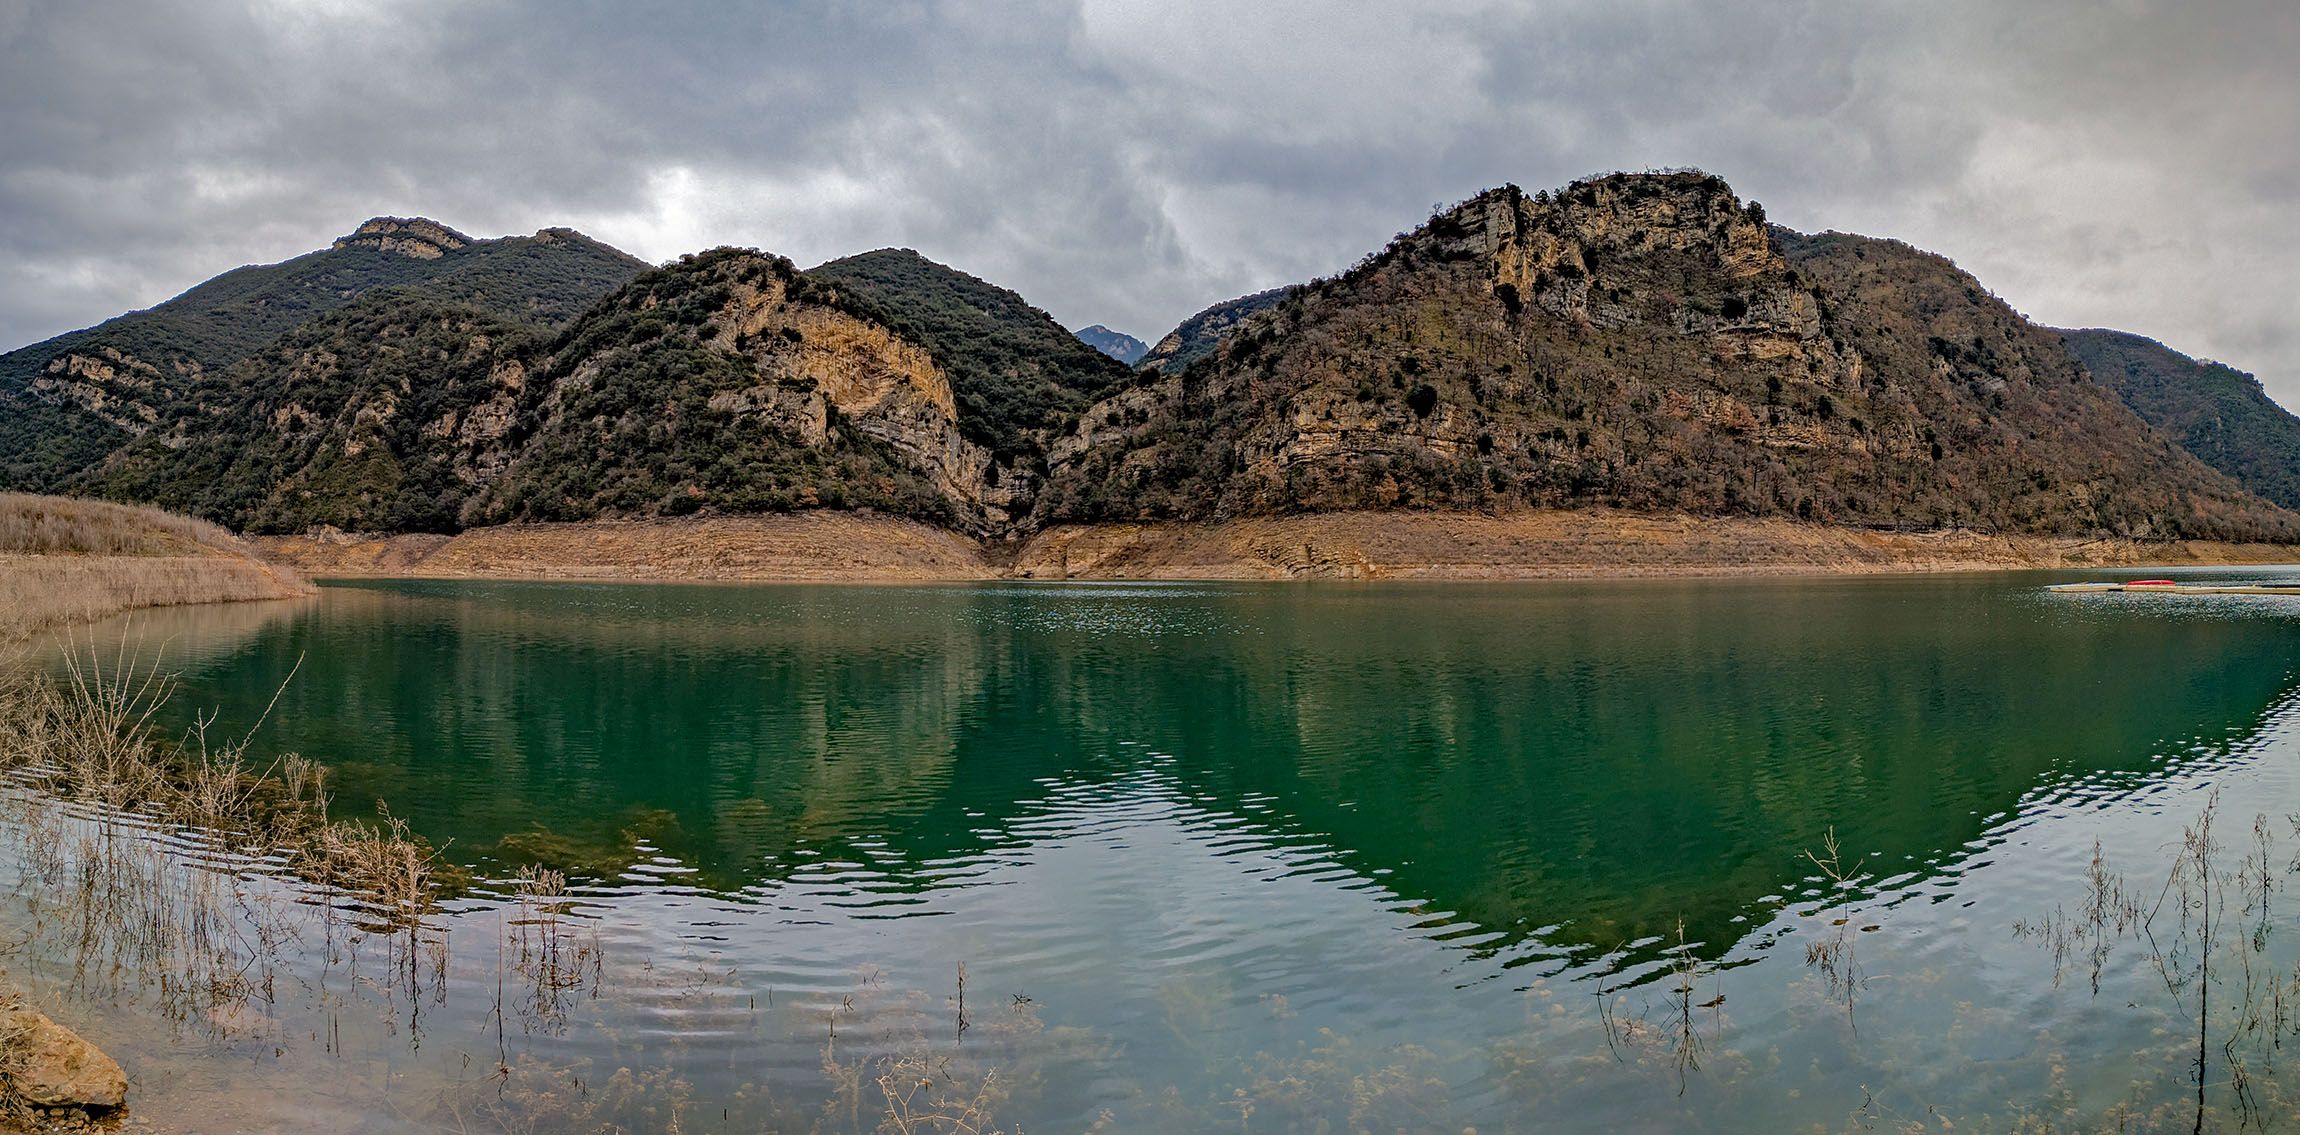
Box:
left=23, top=571, right=2300, bottom=1131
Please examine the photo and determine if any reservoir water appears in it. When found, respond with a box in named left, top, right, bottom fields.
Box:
left=11, top=571, right=2300, bottom=1132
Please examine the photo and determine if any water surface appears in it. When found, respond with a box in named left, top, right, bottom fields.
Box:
left=17, top=570, right=2300, bottom=1131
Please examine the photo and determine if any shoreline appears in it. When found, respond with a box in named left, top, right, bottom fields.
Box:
left=250, top=509, right=2300, bottom=584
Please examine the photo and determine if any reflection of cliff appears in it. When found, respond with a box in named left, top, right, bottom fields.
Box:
left=174, top=584, right=999, bottom=881
left=165, top=580, right=2300, bottom=961
left=1145, top=580, right=2300, bottom=956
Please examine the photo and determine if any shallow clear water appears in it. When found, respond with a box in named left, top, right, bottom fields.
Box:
left=15, top=569, right=2300, bottom=1132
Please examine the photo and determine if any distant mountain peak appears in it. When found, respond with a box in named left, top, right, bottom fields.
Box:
left=1074, top=324, right=1148, bottom=365
left=333, top=216, right=472, bottom=259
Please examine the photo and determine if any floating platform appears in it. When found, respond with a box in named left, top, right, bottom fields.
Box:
left=2048, top=579, right=2300, bottom=595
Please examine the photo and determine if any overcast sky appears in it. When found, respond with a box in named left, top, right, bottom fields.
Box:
left=4, top=1, right=2297, bottom=400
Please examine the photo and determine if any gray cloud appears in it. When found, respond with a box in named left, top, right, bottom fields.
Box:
left=4, top=0, right=2298, bottom=402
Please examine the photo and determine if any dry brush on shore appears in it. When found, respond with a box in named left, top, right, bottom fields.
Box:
left=0, top=493, right=312, bottom=642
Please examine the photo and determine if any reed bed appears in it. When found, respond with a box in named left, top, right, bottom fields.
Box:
left=0, top=637, right=448, bottom=1037
left=0, top=493, right=248, bottom=558
left=0, top=554, right=310, bottom=644
left=0, top=493, right=313, bottom=643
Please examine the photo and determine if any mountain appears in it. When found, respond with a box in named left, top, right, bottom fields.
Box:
left=805, top=249, right=1132, bottom=464
left=1137, top=287, right=1291, bottom=374
left=82, top=247, right=1040, bottom=535
left=21, top=238, right=1137, bottom=537
left=1075, top=324, right=1148, bottom=365
left=473, top=248, right=1007, bottom=531
left=14, top=175, right=2298, bottom=549
left=78, top=292, right=544, bottom=533
left=1035, top=173, right=2298, bottom=542
left=2061, top=329, right=2300, bottom=514
left=0, top=218, right=648, bottom=490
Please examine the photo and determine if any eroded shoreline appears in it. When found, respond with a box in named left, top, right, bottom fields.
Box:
left=251, top=509, right=2300, bottom=583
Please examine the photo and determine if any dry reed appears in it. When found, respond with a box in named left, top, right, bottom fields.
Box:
left=0, top=492, right=248, bottom=557
left=0, top=493, right=313, bottom=643
left=0, top=636, right=449, bottom=1041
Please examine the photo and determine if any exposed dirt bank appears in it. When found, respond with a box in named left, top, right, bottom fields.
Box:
left=253, top=514, right=999, bottom=581
left=253, top=510, right=2300, bottom=583
left=1009, top=511, right=2300, bottom=580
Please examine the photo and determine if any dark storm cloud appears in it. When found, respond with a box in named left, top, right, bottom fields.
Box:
left=4, top=0, right=2298, bottom=400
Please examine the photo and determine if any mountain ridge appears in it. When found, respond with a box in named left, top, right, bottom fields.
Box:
left=1038, top=173, right=2297, bottom=541
left=2061, top=328, right=2300, bottom=514
left=1075, top=324, right=1148, bottom=365
left=8, top=175, right=2297, bottom=550
left=0, top=217, right=649, bottom=491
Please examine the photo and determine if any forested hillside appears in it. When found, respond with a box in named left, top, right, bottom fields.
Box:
left=9, top=177, right=2296, bottom=546
left=0, top=218, right=646, bottom=490
left=1137, top=287, right=1291, bottom=374
left=2063, top=329, right=2300, bottom=513
left=807, top=249, right=1131, bottom=463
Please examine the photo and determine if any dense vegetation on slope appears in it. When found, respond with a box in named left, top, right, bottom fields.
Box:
left=7, top=231, right=1085, bottom=535
left=1137, top=287, right=1292, bottom=374
left=2062, top=329, right=2300, bottom=513
left=79, top=294, right=541, bottom=532
left=1038, top=173, right=2298, bottom=541
left=1772, top=231, right=2287, bottom=536
left=1075, top=325, right=1148, bottom=365
left=473, top=249, right=964, bottom=526
left=10, top=177, right=2295, bottom=547
left=0, top=219, right=646, bottom=491
left=807, top=250, right=1132, bottom=462
left=72, top=249, right=1008, bottom=533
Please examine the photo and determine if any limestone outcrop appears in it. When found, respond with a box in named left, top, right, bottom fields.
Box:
left=332, top=216, right=472, bottom=259
left=1040, top=172, right=2300, bottom=542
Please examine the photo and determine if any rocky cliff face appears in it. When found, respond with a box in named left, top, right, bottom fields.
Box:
left=78, top=299, right=538, bottom=533
left=29, top=346, right=183, bottom=436
left=1039, top=172, right=2299, bottom=542
left=695, top=265, right=1015, bottom=525
left=805, top=249, right=1133, bottom=467
left=332, top=216, right=472, bottom=258
left=472, top=249, right=1013, bottom=531
left=1, top=216, right=647, bottom=493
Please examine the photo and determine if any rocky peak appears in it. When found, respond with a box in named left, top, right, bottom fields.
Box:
left=1413, top=172, right=1815, bottom=343
left=333, top=216, right=472, bottom=259
left=1075, top=324, right=1148, bottom=365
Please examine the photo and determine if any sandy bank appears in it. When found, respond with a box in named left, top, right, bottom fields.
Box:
left=250, top=509, right=2300, bottom=583
left=253, top=513, right=999, bottom=581
left=1011, top=511, right=2300, bottom=580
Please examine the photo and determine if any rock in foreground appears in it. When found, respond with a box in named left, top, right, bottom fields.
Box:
left=0, top=998, right=126, bottom=1112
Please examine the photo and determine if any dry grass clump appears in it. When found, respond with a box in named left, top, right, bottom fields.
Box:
left=0, top=637, right=458, bottom=1064
left=0, top=555, right=311, bottom=643
left=0, top=493, right=245, bottom=557
left=0, top=493, right=313, bottom=643
left=0, top=638, right=445, bottom=935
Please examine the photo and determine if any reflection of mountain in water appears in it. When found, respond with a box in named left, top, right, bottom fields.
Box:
left=161, top=578, right=2300, bottom=962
